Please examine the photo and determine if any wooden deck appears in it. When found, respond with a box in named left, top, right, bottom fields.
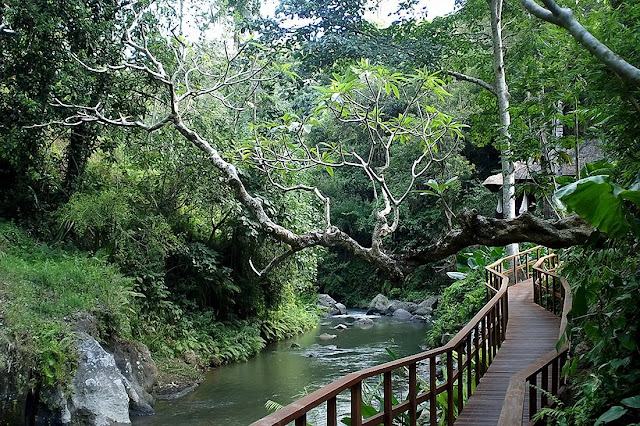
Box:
left=455, top=278, right=561, bottom=426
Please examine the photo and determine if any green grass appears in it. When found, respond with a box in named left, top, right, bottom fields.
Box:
left=0, top=221, right=134, bottom=387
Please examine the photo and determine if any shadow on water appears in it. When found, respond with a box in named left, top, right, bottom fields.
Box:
left=133, top=310, right=430, bottom=425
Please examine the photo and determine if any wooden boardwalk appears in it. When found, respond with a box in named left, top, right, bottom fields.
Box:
left=455, top=278, right=561, bottom=426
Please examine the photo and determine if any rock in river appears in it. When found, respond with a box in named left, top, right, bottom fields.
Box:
left=366, top=294, right=390, bottom=315
left=352, top=318, right=374, bottom=329
left=392, top=309, right=413, bottom=320
left=318, top=333, right=338, bottom=340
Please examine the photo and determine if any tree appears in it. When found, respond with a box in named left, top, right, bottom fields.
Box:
left=40, top=3, right=593, bottom=280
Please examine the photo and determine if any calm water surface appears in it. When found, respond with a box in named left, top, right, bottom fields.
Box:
left=133, top=310, right=429, bottom=425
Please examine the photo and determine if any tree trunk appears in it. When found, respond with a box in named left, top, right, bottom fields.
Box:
left=65, top=123, right=91, bottom=192
left=489, top=0, right=519, bottom=260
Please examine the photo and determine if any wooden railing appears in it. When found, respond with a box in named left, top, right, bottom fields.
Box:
left=498, top=253, right=572, bottom=425
left=251, top=246, right=545, bottom=426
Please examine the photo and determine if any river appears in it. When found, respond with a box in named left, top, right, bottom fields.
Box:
left=133, top=310, right=430, bottom=425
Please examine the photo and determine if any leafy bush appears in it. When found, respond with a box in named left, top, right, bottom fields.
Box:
left=426, top=268, right=485, bottom=347
left=557, top=239, right=640, bottom=425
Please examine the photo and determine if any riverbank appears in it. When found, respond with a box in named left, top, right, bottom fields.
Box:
left=0, top=221, right=319, bottom=424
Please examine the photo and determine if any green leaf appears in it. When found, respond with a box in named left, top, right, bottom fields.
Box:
left=392, top=84, right=400, bottom=99
left=555, top=176, right=629, bottom=237
left=616, top=332, right=636, bottom=351
left=594, top=406, right=627, bottom=425
left=619, top=189, right=640, bottom=208
left=361, top=404, right=379, bottom=418
left=447, top=272, right=467, bottom=280
left=584, top=321, right=600, bottom=343
left=621, top=395, right=640, bottom=409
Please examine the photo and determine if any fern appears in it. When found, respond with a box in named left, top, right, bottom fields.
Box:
left=530, top=384, right=567, bottom=424
left=265, top=399, right=284, bottom=414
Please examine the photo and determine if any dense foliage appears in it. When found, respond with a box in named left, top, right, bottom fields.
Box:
left=0, top=221, right=133, bottom=387
left=559, top=240, right=640, bottom=425
left=0, top=0, right=638, bottom=423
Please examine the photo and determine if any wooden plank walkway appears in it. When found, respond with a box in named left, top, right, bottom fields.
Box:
left=455, top=278, right=560, bottom=426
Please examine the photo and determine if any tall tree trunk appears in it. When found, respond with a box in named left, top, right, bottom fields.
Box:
left=65, top=123, right=91, bottom=192
left=489, top=0, right=519, bottom=260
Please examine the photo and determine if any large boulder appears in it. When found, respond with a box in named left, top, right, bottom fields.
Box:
left=69, top=333, right=131, bottom=425
left=413, top=306, right=433, bottom=317
left=366, top=294, right=390, bottom=315
left=107, top=336, right=158, bottom=416
left=419, top=296, right=440, bottom=311
left=411, top=315, right=428, bottom=323
left=317, top=294, right=346, bottom=316
left=334, top=303, right=347, bottom=315
left=352, top=318, right=374, bottom=329
left=392, top=309, right=413, bottom=320
left=386, top=301, right=419, bottom=315
left=317, top=294, right=338, bottom=309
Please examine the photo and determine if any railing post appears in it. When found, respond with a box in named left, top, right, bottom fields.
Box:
left=541, top=366, right=549, bottom=408
left=351, top=382, right=362, bottom=426
left=457, top=346, right=464, bottom=415
left=409, top=364, right=417, bottom=426
left=529, top=374, right=537, bottom=421
left=295, top=415, right=307, bottom=426
left=466, top=336, right=473, bottom=398
left=430, top=356, right=437, bottom=426
left=384, top=372, right=392, bottom=426
left=551, top=276, right=557, bottom=314
left=474, top=324, right=481, bottom=385
left=447, top=351, right=454, bottom=425
left=481, top=317, right=487, bottom=374
left=551, top=358, right=559, bottom=396
left=328, top=397, right=337, bottom=426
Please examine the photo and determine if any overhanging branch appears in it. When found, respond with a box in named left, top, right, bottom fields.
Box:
left=397, top=211, right=593, bottom=273
left=444, top=70, right=497, bottom=96
left=519, top=0, right=640, bottom=88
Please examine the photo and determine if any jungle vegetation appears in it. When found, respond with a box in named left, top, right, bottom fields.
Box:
left=0, top=0, right=638, bottom=423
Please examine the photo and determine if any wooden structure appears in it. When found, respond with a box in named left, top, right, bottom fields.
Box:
left=497, top=253, right=571, bottom=425
left=251, top=246, right=571, bottom=426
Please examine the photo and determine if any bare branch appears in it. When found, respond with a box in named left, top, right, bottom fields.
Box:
left=249, top=250, right=297, bottom=277
left=444, top=70, right=497, bottom=95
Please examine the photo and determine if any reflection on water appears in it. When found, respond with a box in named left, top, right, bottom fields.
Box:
left=133, top=310, right=429, bottom=425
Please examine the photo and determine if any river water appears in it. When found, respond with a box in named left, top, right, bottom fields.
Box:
left=134, top=310, right=430, bottom=425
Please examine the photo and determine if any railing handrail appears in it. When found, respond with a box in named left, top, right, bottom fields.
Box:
left=252, top=246, right=544, bottom=426
left=498, top=253, right=572, bottom=426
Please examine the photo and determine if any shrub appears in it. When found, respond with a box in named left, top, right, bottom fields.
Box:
left=425, top=269, right=485, bottom=347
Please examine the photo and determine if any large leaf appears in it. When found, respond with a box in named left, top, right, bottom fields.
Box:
left=555, top=176, right=629, bottom=238
left=446, top=272, right=467, bottom=281
left=621, top=395, right=640, bottom=409
left=594, top=406, right=627, bottom=425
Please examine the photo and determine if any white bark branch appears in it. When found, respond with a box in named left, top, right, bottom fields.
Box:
left=520, top=0, right=640, bottom=88
left=444, top=70, right=497, bottom=95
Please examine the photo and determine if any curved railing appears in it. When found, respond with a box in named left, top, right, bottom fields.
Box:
left=498, top=253, right=572, bottom=425
left=252, top=246, right=545, bottom=426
